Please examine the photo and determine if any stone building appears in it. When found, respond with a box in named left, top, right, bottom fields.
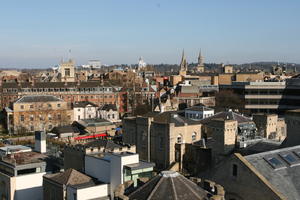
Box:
left=123, top=111, right=201, bottom=170
left=0, top=81, right=118, bottom=110
left=59, top=59, right=76, bottom=82
left=253, top=113, right=286, bottom=142
left=200, top=111, right=258, bottom=145
left=207, top=146, right=300, bottom=200
left=282, top=109, right=300, bottom=147
left=7, top=95, right=73, bottom=134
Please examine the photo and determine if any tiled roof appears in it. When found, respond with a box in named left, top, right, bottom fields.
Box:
left=153, top=111, right=200, bottom=126
left=45, top=168, right=94, bottom=186
left=15, top=95, right=63, bottom=103
left=100, top=104, right=117, bottom=111
left=73, top=101, right=98, bottom=108
left=199, top=111, right=253, bottom=124
left=128, top=171, right=208, bottom=200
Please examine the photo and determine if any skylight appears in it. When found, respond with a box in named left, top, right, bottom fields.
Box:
left=264, top=156, right=286, bottom=170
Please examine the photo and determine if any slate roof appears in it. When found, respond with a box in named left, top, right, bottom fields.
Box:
left=153, top=111, right=200, bottom=126
left=100, top=104, right=117, bottom=111
left=73, top=101, right=98, bottom=108
left=128, top=171, right=208, bottom=200
left=199, top=111, right=253, bottom=125
left=245, top=145, right=300, bottom=200
left=79, top=139, right=129, bottom=150
left=185, top=105, right=214, bottom=112
left=51, top=125, right=80, bottom=135
left=15, top=95, right=63, bottom=103
left=44, top=168, right=95, bottom=187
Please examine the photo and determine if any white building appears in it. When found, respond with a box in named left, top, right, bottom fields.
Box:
left=0, top=132, right=47, bottom=200
left=85, top=152, right=154, bottom=198
left=73, top=101, right=99, bottom=121
left=98, top=104, right=120, bottom=123
left=185, top=105, right=214, bottom=120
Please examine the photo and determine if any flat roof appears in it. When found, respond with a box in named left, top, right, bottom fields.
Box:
left=0, top=145, right=32, bottom=153
left=125, top=161, right=155, bottom=170
left=1, top=151, right=46, bottom=166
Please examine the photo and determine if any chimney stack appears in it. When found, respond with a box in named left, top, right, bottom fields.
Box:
left=35, top=131, right=46, bottom=153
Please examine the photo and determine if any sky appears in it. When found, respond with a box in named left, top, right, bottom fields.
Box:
left=0, top=0, right=300, bottom=68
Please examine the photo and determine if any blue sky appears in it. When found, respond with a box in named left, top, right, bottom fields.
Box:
left=0, top=0, right=300, bottom=67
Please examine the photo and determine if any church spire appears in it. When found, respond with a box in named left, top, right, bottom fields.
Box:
left=198, top=49, right=204, bottom=67
left=179, top=49, right=188, bottom=75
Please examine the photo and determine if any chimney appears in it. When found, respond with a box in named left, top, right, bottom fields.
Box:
left=35, top=131, right=46, bottom=153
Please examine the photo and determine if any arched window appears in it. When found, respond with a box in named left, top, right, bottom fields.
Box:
left=177, top=135, right=182, bottom=144
left=192, top=132, right=196, bottom=141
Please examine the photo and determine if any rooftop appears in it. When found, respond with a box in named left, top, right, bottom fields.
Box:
left=15, top=95, right=63, bottom=103
left=200, top=110, right=253, bottom=125
left=245, top=145, right=300, bottom=200
left=128, top=171, right=209, bottom=200
left=44, top=168, right=97, bottom=188
left=153, top=111, right=200, bottom=126
left=73, top=101, right=98, bottom=108
left=185, top=105, right=214, bottom=112
left=100, top=104, right=117, bottom=111
left=0, top=151, right=46, bottom=166
left=77, top=118, right=114, bottom=127
left=0, top=145, right=32, bottom=154
left=124, top=161, right=155, bottom=171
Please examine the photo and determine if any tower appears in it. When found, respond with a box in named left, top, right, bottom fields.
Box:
left=179, top=50, right=188, bottom=76
left=196, top=50, right=205, bottom=73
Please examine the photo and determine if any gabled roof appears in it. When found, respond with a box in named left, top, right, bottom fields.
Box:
left=51, top=125, right=80, bottom=135
left=73, top=101, right=98, bottom=108
left=45, top=168, right=95, bottom=186
left=153, top=111, right=200, bottom=126
left=200, top=111, right=253, bottom=125
left=128, top=171, right=208, bottom=200
left=244, top=145, right=300, bottom=200
left=15, top=95, right=63, bottom=103
left=100, top=104, right=117, bottom=111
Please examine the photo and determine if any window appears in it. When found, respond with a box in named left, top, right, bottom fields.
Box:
left=48, top=114, right=52, bottom=120
left=108, top=114, right=110, bottom=119
left=65, top=68, right=70, bottom=76
left=48, top=124, right=52, bottom=130
left=30, top=115, right=34, bottom=121
left=112, top=114, right=115, bottom=119
left=20, top=105, right=24, bottom=109
left=78, top=108, right=81, bottom=111
left=78, top=115, right=80, bottom=120
left=89, top=115, right=91, bottom=118
left=48, top=104, right=52, bottom=108
left=177, top=135, right=182, bottom=144
left=57, top=104, right=61, bottom=108
left=20, top=115, right=25, bottom=122
left=30, top=126, right=34, bottom=131
left=232, top=164, right=237, bottom=177
left=192, top=132, right=196, bottom=141
left=30, top=105, right=33, bottom=109
left=57, top=114, right=61, bottom=120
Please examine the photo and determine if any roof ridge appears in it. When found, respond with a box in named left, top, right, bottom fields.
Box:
left=147, top=175, right=165, bottom=200
left=177, top=175, right=204, bottom=199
